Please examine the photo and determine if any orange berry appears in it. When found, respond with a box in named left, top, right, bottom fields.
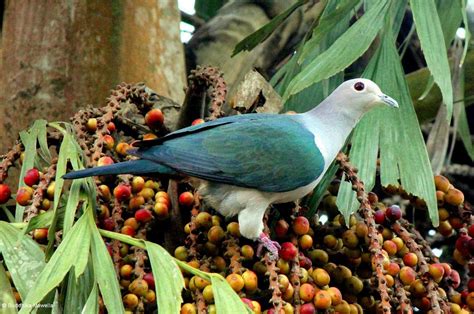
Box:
left=327, top=287, right=342, bottom=305
left=313, top=290, right=332, bottom=309
left=399, top=266, right=417, bottom=285
left=403, top=252, right=418, bottom=267
left=299, top=234, right=313, bottom=250
left=299, top=283, right=316, bottom=302
left=434, top=175, right=450, bottom=192
left=292, top=216, right=310, bottom=235
left=226, top=274, right=244, bottom=292
left=312, top=268, right=330, bottom=287
left=242, top=270, right=258, bottom=292
left=445, top=188, right=464, bottom=206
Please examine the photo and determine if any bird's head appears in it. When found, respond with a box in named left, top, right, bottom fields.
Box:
left=331, top=78, right=398, bottom=114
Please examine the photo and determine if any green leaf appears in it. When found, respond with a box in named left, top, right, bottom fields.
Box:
left=80, top=282, right=98, bottom=314
left=19, top=213, right=91, bottom=313
left=232, top=0, right=307, bottom=56
left=194, top=0, right=225, bottom=21
left=337, top=30, right=438, bottom=226
left=64, top=264, right=95, bottom=314
left=305, top=160, right=338, bottom=216
left=24, top=210, right=54, bottom=233
left=299, top=0, right=361, bottom=63
left=283, top=0, right=390, bottom=100
left=0, top=221, right=45, bottom=300
left=456, top=104, right=474, bottom=159
left=16, top=126, right=39, bottom=221
left=410, top=0, right=453, bottom=120
left=460, top=0, right=471, bottom=65
left=0, top=262, right=18, bottom=314
left=63, top=180, right=83, bottom=236
left=88, top=212, right=125, bottom=314
left=145, top=241, right=184, bottom=314
left=36, top=120, right=52, bottom=164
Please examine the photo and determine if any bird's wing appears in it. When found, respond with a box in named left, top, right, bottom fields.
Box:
left=135, top=115, right=325, bottom=192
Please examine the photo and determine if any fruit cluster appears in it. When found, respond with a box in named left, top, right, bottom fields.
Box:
left=0, top=81, right=472, bottom=314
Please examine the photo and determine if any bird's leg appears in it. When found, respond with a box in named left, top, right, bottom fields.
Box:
left=257, top=232, right=281, bottom=260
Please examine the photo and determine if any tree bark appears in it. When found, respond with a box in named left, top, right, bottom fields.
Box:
left=0, top=0, right=186, bottom=152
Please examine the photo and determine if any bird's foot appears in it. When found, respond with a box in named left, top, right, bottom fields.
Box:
left=257, top=233, right=280, bottom=260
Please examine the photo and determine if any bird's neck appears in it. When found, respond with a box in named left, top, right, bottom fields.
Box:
left=300, top=98, right=365, bottom=166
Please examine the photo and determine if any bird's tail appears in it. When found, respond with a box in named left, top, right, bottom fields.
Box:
left=63, top=159, right=177, bottom=179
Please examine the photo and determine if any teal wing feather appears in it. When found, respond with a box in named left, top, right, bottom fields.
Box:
left=135, top=114, right=325, bottom=192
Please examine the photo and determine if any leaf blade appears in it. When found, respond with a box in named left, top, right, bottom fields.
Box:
left=411, top=0, right=453, bottom=120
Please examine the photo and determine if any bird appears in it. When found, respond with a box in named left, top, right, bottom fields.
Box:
left=64, top=78, right=398, bottom=259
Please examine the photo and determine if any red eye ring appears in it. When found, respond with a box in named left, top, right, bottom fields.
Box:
left=354, top=82, right=365, bottom=91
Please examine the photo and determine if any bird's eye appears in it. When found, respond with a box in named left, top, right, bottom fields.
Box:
left=354, top=82, right=365, bottom=91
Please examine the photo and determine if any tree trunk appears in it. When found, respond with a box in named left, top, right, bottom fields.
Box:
left=0, top=0, right=185, bottom=152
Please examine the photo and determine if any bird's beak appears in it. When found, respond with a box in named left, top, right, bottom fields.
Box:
left=379, top=94, right=399, bottom=108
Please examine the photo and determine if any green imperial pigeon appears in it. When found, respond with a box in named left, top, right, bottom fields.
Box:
left=64, top=79, right=398, bottom=258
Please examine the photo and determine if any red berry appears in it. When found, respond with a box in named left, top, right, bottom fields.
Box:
left=16, top=186, right=34, bottom=206
left=143, top=272, right=155, bottom=290
left=191, top=118, right=205, bottom=126
left=386, top=205, right=402, bottom=221
left=24, top=168, right=40, bottom=186
left=135, top=208, right=153, bottom=223
left=456, top=234, right=472, bottom=258
left=107, top=122, right=116, bottom=132
left=448, top=269, right=461, bottom=288
left=468, top=224, right=474, bottom=237
left=279, top=242, right=297, bottom=261
left=300, top=303, right=316, bottom=314
left=102, top=217, right=115, bottom=231
left=178, top=191, right=194, bottom=207
left=374, top=210, right=385, bottom=224
left=468, top=278, right=474, bottom=292
left=0, top=184, right=12, bottom=204
left=121, top=225, right=135, bottom=236
left=113, top=184, right=131, bottom=202
left=293, top=216, right=310, bottom=235
left=145, top=109, right=164, bottom=130
left=275, top=219, right=289, bottom=238
left=97, top=156, right=114, bottom=167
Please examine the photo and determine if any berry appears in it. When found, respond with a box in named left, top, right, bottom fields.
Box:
left=445, top=188, right=464, bottom=206
left=107, top=122, right=116, bottom=132
left=121, top=225, right=135, bottom=236
left=24, top=168, right=40, bottom=186
left=434, top=175, right=450, bottom=192
left=386, top=205, right=402, bottom=221
left=97, top=156, right=114, bottom=167
left=120, top=264, right=133, bottom=278
left=292, top=216, right=310, bottom=235
left=103, top=135, right=115, bottom=150
left=131, top=176, right=145, bottom=193
left=403, top=252, right=419, bottom=267
left=102, top=217, right=115, bottom=231
left=113, top=184, right=131, bottom=202
left=242, top=270, right=258, bottom=292
left=16, top=186, right=34, bottom=206
left=195, top=212, right=213, bottom=229
left=145, top=109, right=164, bottom=130
left=191, top=118, right=205, bottom=126
left=399, top=266, right=417, bottom=285
left=180, top=303, right=196, bottom=314
left=313, top=290, right=332, bottom=309
left=300, top=303, right=316, bottom=314
left=33, top=228, right=48, bottom=241
left=279, top=242, right=298, bottom=261
left=202, top=284, right=214, bottom=303
left=312, top=268, right=330, bottom=287
left=153, top=202, right=169, bottom=218
left=128, top=278, right=148, bottom=296
left=86, top=118, right=97, bottom=132
left=122, top=294, right=139, bottom=310
left=226, top=273, right=244, bottom=292
left=455, top=234, right=471, bottom=258
left=374, top=209, right=385, bottom=224
left=299, top=283, right=316, bottom=302
left=143, top=272, right=155, bottom=290
left=274, top=219, right=289, bottom=238
left=468, top=224, right=474, bottom=237
left=428, top=263, right=444, bottom=283
left=299, top=234, right=313, bottom=250
left=135, top=208, right=153, bottom=223
left=342, top=230, right=359, bottom=249
left=207, top=226, right=225, bottom=243
left=327, top=287, right=342, bottom=305
left=179, top=191, right=194, bottom=207
left=128, top=195, right=145, bottom=210
left=0, top=184, right=12, bottom=204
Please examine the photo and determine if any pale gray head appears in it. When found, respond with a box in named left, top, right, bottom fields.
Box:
left=330, top=78, right=399, bottom=113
